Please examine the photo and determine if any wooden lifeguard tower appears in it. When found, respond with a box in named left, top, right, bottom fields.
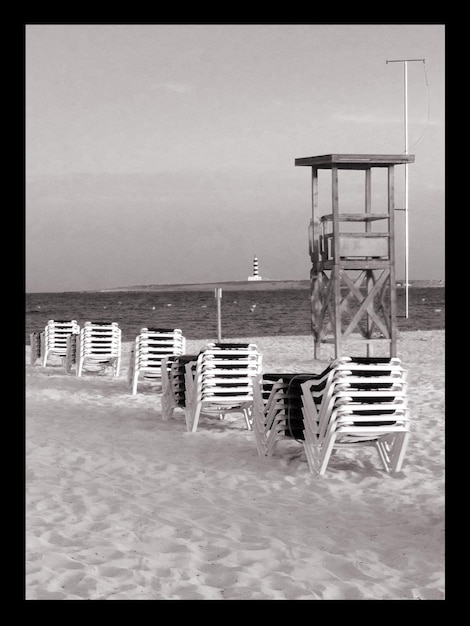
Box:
left=295, top=153, right=415, bottom=359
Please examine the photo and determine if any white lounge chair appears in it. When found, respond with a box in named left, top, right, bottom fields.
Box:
left=301, top=357, right=410, bottom=476
left=29, top=331, right=43, bottom=365
left=64, top=332, right=81, bottom=374
left=252, top=362, right=344, bottom=458
left=41, top=319, right=80, bottom=367
left=128, top=328, right=186, bottom=395
left=161, top=354, right=198, bottom=421
left=183, top=343, right=262, bottom=433
left=76, top=321, right=121, bottom=377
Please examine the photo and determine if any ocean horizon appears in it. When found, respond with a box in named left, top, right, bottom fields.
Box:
left=27, top=277, right=445, bottom=295
left=26, top=281, right=445, bottom=343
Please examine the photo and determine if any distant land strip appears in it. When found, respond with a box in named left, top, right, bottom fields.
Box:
left=101, top=279, right=444, bottom=293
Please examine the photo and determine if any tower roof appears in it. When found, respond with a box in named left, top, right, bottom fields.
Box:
left=295, top=154, right=415, bottom=169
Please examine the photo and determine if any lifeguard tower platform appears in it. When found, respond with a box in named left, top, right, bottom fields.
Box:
left=295, top=153, right=415, bottom=359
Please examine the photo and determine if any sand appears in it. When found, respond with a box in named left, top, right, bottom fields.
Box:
left=25, top=330, right=445, bottom=600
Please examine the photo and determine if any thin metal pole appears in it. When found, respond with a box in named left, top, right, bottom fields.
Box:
left=386, top=58, right=425, bottom=318
left=404, top=61, right=409, bottom=317
left=215, top=288, right=222, bottom=342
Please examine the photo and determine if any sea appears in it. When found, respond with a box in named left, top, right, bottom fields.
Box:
left=25, top=282, right=445, bottom=344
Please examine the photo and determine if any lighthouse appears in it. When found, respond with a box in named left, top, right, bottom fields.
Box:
left=248, top=255, right=262, bottom=281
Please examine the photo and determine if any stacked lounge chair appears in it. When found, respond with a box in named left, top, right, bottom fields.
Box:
left=252, top=357, right=410, bottom=476
left=181, top=342, right=262, bottom=433
left=252, top=360, right=344, bottom=458
left=30, top=320, right=80, bottom=367
left=301, top=357, right=410, bottom=476
left=76, top=321, right=121, bottom=377
left=128, top=328, right=186, bottom=394
left=161, top=354, right=199, bottom=421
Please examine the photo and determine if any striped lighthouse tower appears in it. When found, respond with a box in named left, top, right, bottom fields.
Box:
left=248, top=255, right=262, bottom=281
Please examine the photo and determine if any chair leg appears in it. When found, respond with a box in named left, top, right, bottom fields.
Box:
left=381, top=432, right=410, bottom=473
left=244, top=408, right=252, bottom=430
left=131, top=371, right=139, bottom=395
left=30, top=334, right=40, bottom=365
left=254, top=430, right=268, bottom=456
left=375, top=437, right=393, bottom=472
left=127, top=353, right=135, bottom=388
left=190, top=404, right=203, bottom=433
left=318, top=433, right=337, bottom=476
left=161, top=394, right=175, bottom=421
left=392, top=432, right=410, bottom=473
left=302, top=439, right=321, bottom=474
left=184, top=406, right=193, bottom=432
left=373, top=432, right=406, bottom=473
left=40, top=333, right=46, bottom=365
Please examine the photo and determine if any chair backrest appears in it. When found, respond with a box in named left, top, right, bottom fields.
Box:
left=185, top=342, right=262, bottom=432
left=30, top=331, right=43, bottom=365
left=259, top=360, right=346, bottom=422
left=44, top=319, right=80, bottom=354
left=300, top=356, right=410, bottom=475
left=252, top=356, right=409, bottom=464
left=263, top=373, right=322, bottom=440
left=161, top=353, right=199, bottom=421
left=167, top=354, right=198, bottom=406
left=135, top=328, right=185, bottom=365
left=194, top=342, right=261, bottom=398
left=41, top=319, right=80, bottom=367
left=80, top=321, right=121, bottom=357
left=129, top=327, right=187, bottom=393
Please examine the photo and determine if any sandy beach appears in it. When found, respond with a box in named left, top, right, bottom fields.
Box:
left=25, top=330, right=445, bottom=600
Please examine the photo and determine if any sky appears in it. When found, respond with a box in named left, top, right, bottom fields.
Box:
left=25, top=23, right=445, bottom=292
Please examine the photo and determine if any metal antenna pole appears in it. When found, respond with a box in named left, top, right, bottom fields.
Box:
left=386, top=58, right=425, bottom=318
left=404, top=60, right=409, bottom=317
